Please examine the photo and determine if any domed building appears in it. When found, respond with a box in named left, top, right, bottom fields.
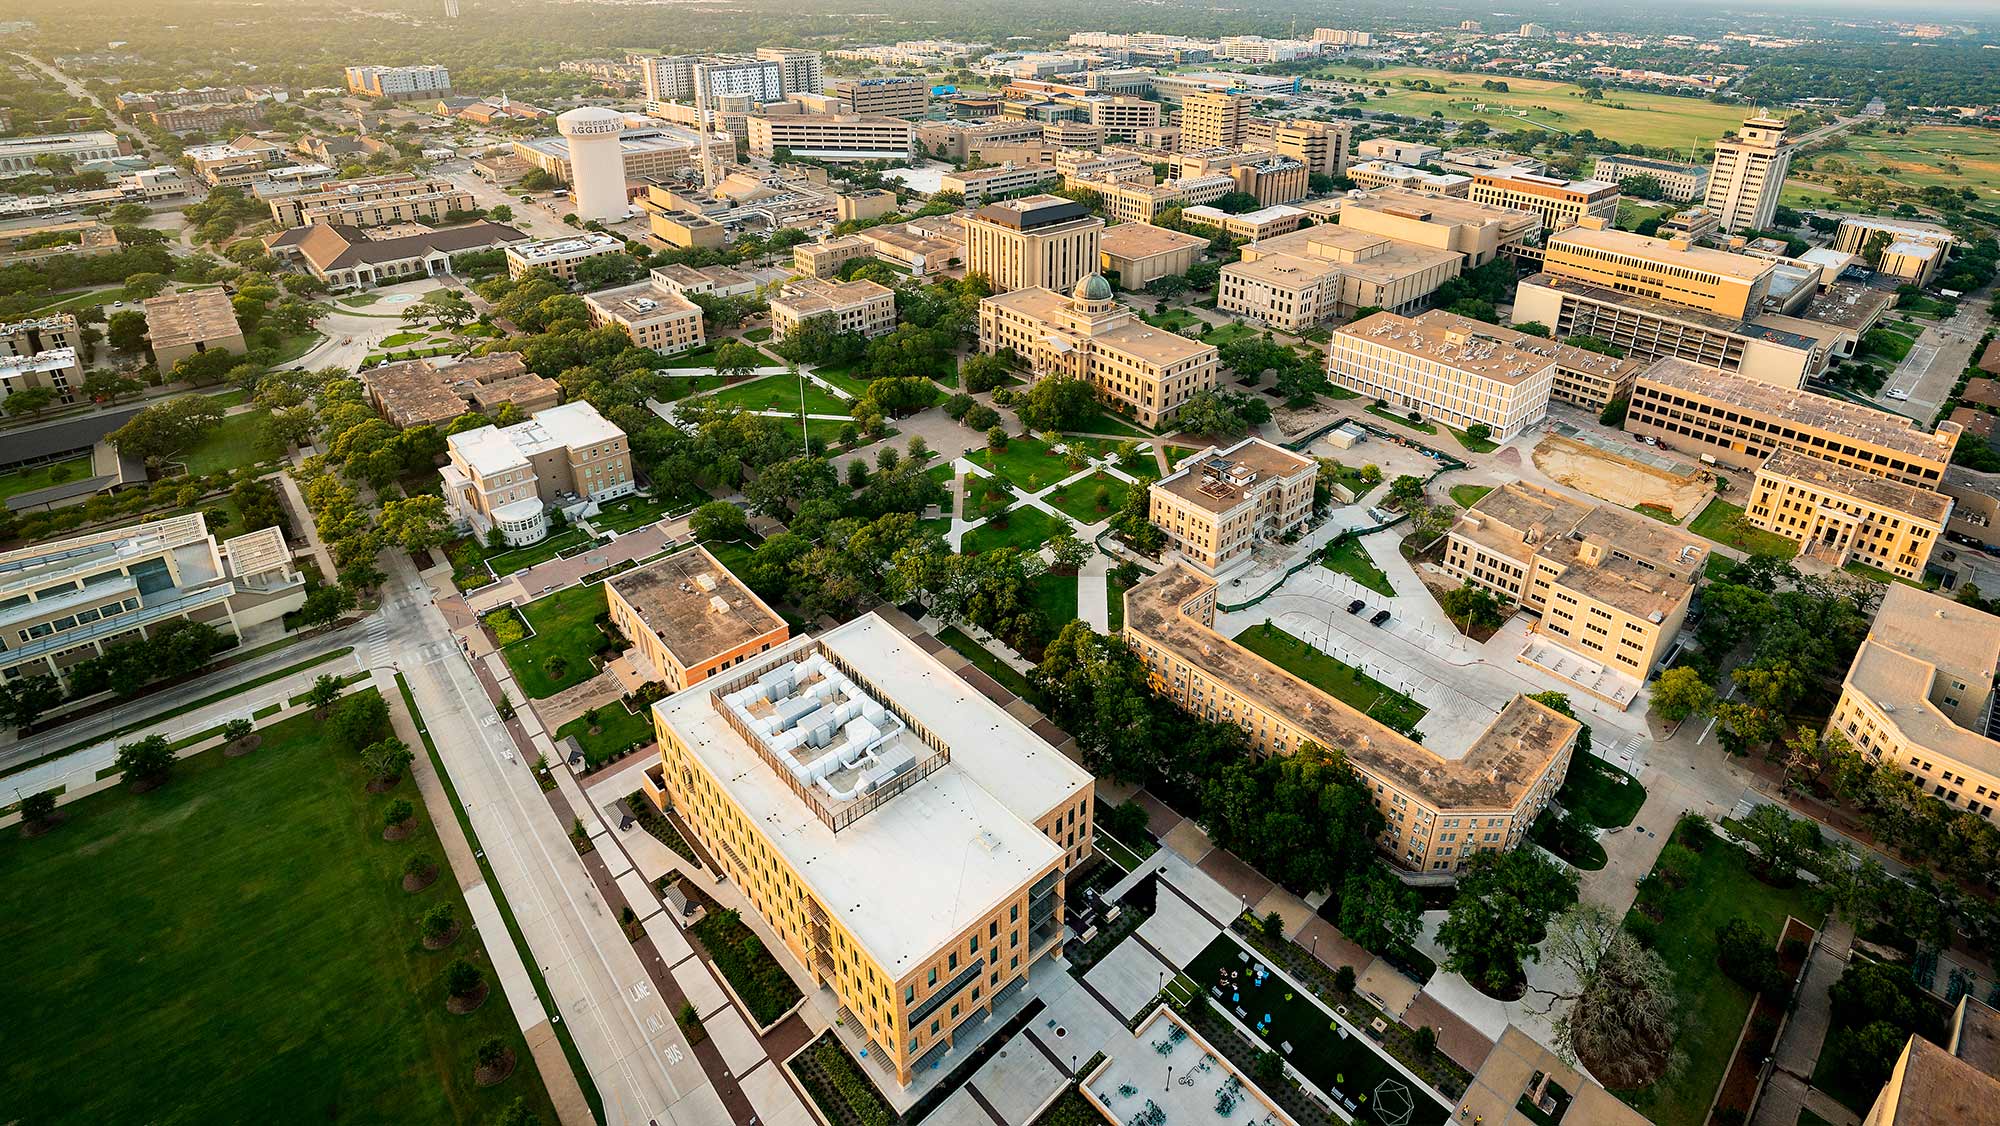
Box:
left=977, top=270, right=1220, bottom=430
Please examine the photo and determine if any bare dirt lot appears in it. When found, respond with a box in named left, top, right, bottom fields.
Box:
left=1531, top=434, right=1713, bottom=521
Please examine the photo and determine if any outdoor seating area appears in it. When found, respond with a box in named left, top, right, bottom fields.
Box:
left=1083, top=1005, right=1293, bottom=1126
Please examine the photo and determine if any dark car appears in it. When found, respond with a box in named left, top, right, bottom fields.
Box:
left=1370, top=609, right=1392, bottom=626
left=1347, top=599, right=1366, bottom=614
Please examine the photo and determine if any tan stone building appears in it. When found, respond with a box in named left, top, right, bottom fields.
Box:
left=1179, top=91, right=1248, bottom=150
left=1540, top=220, right=1776, bottom=320
left=1180, top=204, right=1306, bottom=241
left=1591, top=155, right=1711, bottom=203
left=792, top=235, right=873, bottom=279
left=961, top=194, right=1104, bottom=295
left=747, top=113, right=913, bottom=162
left=1860, top=997, right=2000, bottom=1126
left=1218, top=224, right=1462, bottom=332
left=266, top=174, right=474, bottom=229
left=143, top=287, right=245, bottom=370
left=1625, top=358, right=1959, bottom=487
left=1266, top=118, right=1351, bottom=178
left=362, top=352, right=557, bottom=428
left=938, top=161, right=1059, bottom=205
left=646, top=612, right=1092, bottom=1085
left=583, top=280, right=707, bottom=355
left=605, top=546, right=790, bottom=693
left=441, top=401, right=634, bottom=546
left=1443, top=482, right=1708, bottom=705
left=979, top=275, right=1218, bottom=429
left=1148, top=438, right=1317, bottom=574
left=1327, top=310, right=1565, bottom=442
left=770, top=278, right=897, bottom=340
left=827, top=76, right=930, bottom=118
left=505, top=232, right=629, bottom=282
left=1705, top=116, right=1794, bottom=233
left=1746, top=450, right=1950, bottom=580
left=1346, top=161, right=1472, bottom=197
left=1467, top=170, right=1619, bottom=233
left=1337, top=188, right=1543, bottom=269
left=1124, top=564, right=1581, bottom=872
left=1099, top=222, right=1206, bottom=289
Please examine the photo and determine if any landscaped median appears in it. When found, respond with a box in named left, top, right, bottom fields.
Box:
left=484, top=582, right=616, bottom=699
left=688, top=906, right=805, bottom=1028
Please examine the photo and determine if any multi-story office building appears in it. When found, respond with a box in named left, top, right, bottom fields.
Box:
left=828, top=76, right=931, bottom=119
left=1468, top=170, right=1619, bottom=234
left=1039, top=121, right=1102, bottom=151
left=1179, top=91, right=1249, bottom=150
left=1264, top=118, right=1351, bottom=178
left=1540, top=220, right=1775, bottom=319
left=792, top=235, right=872, bottom=279
left=1125, top=564, right=1581, bottom=871
left=142, top=104, right=264, bottom=135
left=1438, top=148, right=1546, bottom=179
left=143, top=287, right=245, bottom=370
left=1346, top=160, right=1472, bottom=197
left=1860, top=997, right=2000, bottom=1123
left=770, top=278, right=898, bottom=340
left=266, top=174, right=474, bottom=229
left=1328, top=310, right=1565, bottom=441
left=0, top=220, right=116, bottom=270
left=1624, top=357, right=1960, bottom=486
left=940, top=161, right=1059, bottom=204
left=1338, top=189, right=1543, bottom=269
left=1704, top=116, right=1794, bottom=233
left=979, top=274, right=1218, bottom=429
left=1591, top=155, right=1710, bottom=203
left=504, top=232, right=628, bottom=282
left=1355, top=138, right=1442, bottom=165
left=1660, top=206, right=1723, bottom=243
left=441, top=401, right=634, bottom=546
left=1829, top=583, right=2000, bottom=824
left=1072, top=172, right=1235, bottom=225
left=582, top=279, right=706, bottom=354
left=344, top=64, right=452, bottom=100
left=1085, top=96, right=1162, bottom=141
left=1746, top=450, right=1950, bottom=580
left=1180, top=204, right=1306, bottom=241
left=1148, top=438, right=1317, bottom=574
left=0, top=313, right=81, bottom=405
left=1833, top=216, right=1958, bottom=287
left=646, top=612, right=1093, bottom=1086
left=0, top=514, right=305, bottom=690
left=640, top=55, right=784, bottom=105
left=1514, top=272, right=1823, bottom=390
left=1443, top=483, right=1707, bottom=705
left=755, top=48, right=825, bottom=96
left=0, top=131, right=126, bottom=174
left=1099, top=222, right=1207, bottom=289
left=1218, top=223, right=1461, bottom=332
left=961, top=194, right=1104, bottom=295
left=746, top=113, right=913, bottom=162
left=917, top=119, right=1045, bottom=162
left=606, top=547, right=790, bottom=694
left=1174, top=150, right=1309, bottom=207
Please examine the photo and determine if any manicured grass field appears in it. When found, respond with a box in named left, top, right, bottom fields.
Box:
left=1321, top=536, right=1395, bottom=597
left=181, top=408, right=283, bottom=476
left=1819, top=125, right=2000, bottom=204
left=1108, top=569, right=1135, bottom=632
left=658, top=343, right=719, bottom=369
left=484, top=527, right=596, bottom=576
left=965, top=436, right=1088, bottom=492
left=962, top=505, right=1071, bottom=554
left=1860, top=326, right=1916, bottom=364
left=742, top=327, right=772, bottom=342
left=1064, top=405, right=1151, bottom=437
left=704, top=373, right=850, bottom=417
left=1558, top=754, right=1646, bottom=828
left=1029, top=572, right=1079, bottom=630
left=0, top=454, right=93, bottom=502
left=1618, top=827, right=1824, bottom=1125
left=1367, top=404, right=1437, bottom=435
left=1139, top=307, right=1205, bottom=334
left=1449, top=484, right=1493, bottom=508
left=591, top=492, right=693, bottom=534
left=1200, top=321, right=1258, bottom=349
left=1045, top=471, right=1130, bottom=524
left=1688, top=499, right=1800, bottom=558
left=555, top=703, right=654, bottom=766
left=1310, top=62, right=1754, bottom=149
left=1233, top=623, right=1426, bottom=734
left=498, top=582, right=609, bottom=699
left=964, top=474, right=1015, bottom=522
left=1448, top=425, right=1499, bottom=454
left=0, top=702, right=555, bottom=1125
left=806, top=363, right=872, bottom=398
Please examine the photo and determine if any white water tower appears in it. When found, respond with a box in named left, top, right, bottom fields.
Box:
left=555, top=107, right=628, bottom=223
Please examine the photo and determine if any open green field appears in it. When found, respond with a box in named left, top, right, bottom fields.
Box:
left=1309, top=63, right=1754, bottom=149
left=1234, top=623, right=1426, bottom=734
left=556, top=703, right=654, bottom=766
left=704, top=373, right=850, bottom=417
left=0, top=454, right=93, bottom=502
left=962, top=505, right=1070, bottom=554
left=1321, top=536, right=1396, bottom=597
left=1799, top=125, right=2000, bottom=205
left=0, top=702, right=555, bottom=1125
left=965, top=436, right=1089, bottom=492
left=1045, top=471, right=1130, bottom=524
left=1689, top=499, right=1800, bottom=558
left=180, top=407, right=283, bottom=476
left=497, top=582, right=609, bottom=699
left=1029, top=572, right=1078, bottom=630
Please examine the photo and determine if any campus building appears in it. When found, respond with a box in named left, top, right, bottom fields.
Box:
left=1539, top=220, right=1776, bottom=319
left=268, top=221, right=529, bottom=290
left=1178, top=91, right=1248, bottom=150
left=827, top=76, right=931, bottom=118
left=441, top=401, right=635, bottom=546
left=361, top=352, right=556, bottom=429
left=1624, top=358, right=1960, bottom=487
left=504, top=232, right=628, bottom=282
left=606, top=547, right=790, bottom=694
left=1745, top=450, right=1950, bottom=581
left=514, top=122, right=734, bottom=186
left=1098, top=222, right=1206, bottom=289
left=978, top=275, right=1218, bottom=429
left=770, top=278, right=898, bottom=340
left=0, top=131, right=127, bottom=174
left=1704, top=116, right=1794, bottom=233
left=1354, top=138, right=1441, bottom=165
left=1442, top=483, right=1708, bottom=706
left=1148, top=438, right=1317, bottom=574
left=961, top=195, right=1104, bottom=296
left=1467, top=170, right=1619, bottom=233
left=746, top=113, right=913, bottom=162
left=1124, top=565, right=1581, bottom=871
left=1218, top=224, right=1461, bottom=332
left=1861, top=996, right=2000, bottom=1125
left=142, top=287, right=245, bottom=370
left=756, top=47, right=826, bottom=97
left=1336, top=189, right=1544, bottom=269
left=1833, top=216, right=1958, bottom=288
left=583, top=279, right=707, bottom=354
left=344, top=64, right=452, bottom=100
left=646, top=612, right=1093, bottom=1086
left=1264, top=118, right=1351, bottom=178
left=938, top=162, right=1059, bottom=205
left=266, top=174, right=475, bottom=230
left=1181, top=204, right=1306, bottom=242
left=1345, top=161, right=1471, bottom=198
left=1326, top=310, right=1568, bottom=442
left=1831, top=584, right=2000, bottom=825
left=0, top=514, right=305, bottom=690
left=0, top=347, right=82, bottom=407
left=1590, top=155, right=1710, bottom=204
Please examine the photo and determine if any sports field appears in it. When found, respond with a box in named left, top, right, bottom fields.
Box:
left=1788, top=125, right=2000, bottom=205
left=1312, top=64, right=1754, bottom=150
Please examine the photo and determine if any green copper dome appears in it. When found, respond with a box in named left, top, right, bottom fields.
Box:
left=1073, top=273, right=1113, bottom=302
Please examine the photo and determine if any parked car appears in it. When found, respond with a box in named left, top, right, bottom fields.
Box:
left=1370, top=609, right=1391, bottom=626
left=1347, top=599, right=1366, bottom=614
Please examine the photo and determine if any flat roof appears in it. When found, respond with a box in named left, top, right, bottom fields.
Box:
left=585, top=281, right=702, bottom=324
left=1455, top=482, right=1707, bottom=619
left=1099, top=221, right=1208, bottom=261
left=1548, top=224, right=1776, bottom=282
left=1879, top=1034, right=2000, bottom=1126
left=970, top=193, right=1094, bottom=231
left=772, top=277, right=892, bottom=318
left=1637, top=356, right=1957, bottom=463
left=1250, top=223, right=1463, bottom=282
left=1800, top=281, right=1895, bottom=331
left=1153, top=436, right=1315, bottom=515
left=652, top=614, right=1084, bottom=971
left=608, top=545, right=784, bottom=670
left=142, top=287, right=241, bottom=350
left=1125, top=564, right=1579, bottom=812
left=1182, top=203, right=1303, bottom=227
left=1840, top=214, right=1958, bottom=243
left=361, top=358, right=467, bottom=423
left=447, top=400, right=623, bottom=476
left=508, top=232, right=623, bottom=263
left=1338, top=309, right=1587, bottom=385
left=1523, top=273, right=1815, bottom=351
left=981, top=286, right=1217, bottom=367
left=1341, top=187, right=1540, bottom=230
left=1759, top=449, right=1953, bottom=523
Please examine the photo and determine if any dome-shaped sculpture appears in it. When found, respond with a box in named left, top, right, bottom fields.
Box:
left=1072, top=273, right=1113, bottom=303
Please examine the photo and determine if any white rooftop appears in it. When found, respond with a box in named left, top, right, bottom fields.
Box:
left=1184, top=203, right=1305, bottom=226
left=510, top=232, right=624, bottom=263
left=0, top=347, right=77, bottom=378
left=446, top=400, right=624, bottom=477
left=652, top=614, right=1085, bottom=971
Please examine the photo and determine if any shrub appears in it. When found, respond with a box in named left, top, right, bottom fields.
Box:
left=20, top=788, right=58, bottom=826
left=384, top=798, right=415, bottom=829
left=443, top=957, right=485, bottom=998
left=421, top=903, right=457, bottom=943
left=1715, top=918, right=1787, bottom=997
left=811, top=1039, right=894, bottom=1126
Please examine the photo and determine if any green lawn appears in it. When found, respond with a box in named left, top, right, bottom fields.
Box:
left=964, top=474, right=1015, bottom=522
left=1233, top=623, right=1426, bottom=734
left=965, top=436, right=1086, bottom=492
left=1688, top=499, right=1800, bottom=558
left=704, top=373, right=850, bottom=417
left=0, top=701, right=555, bottom=1125
left=1558, top=755, right=1647, bottom=828
left=1200, top=321, right=1258, bottom=349
left=1449, top=484, right=1493, bottom=508
left=807, top=363, right=873, bottom=399
left=1448, top=425, right=1499, bottom=454
left=1030, top=572, right=1078, bottom=630
left=498, top=582, right=610, bottom=699
left=1321, top=536, right=1395, bottom=597
left=339, top=293, right=383, bottom=307
left=1617, top=827, right=1824, bottom=1126
left=381, top=331, right=430, bottom=347
left=1139, top=307, right=1204, bottom=334
left=742, top=327, right=772, bottom=342
left=657, top=343, right=720, bottom=369
left=1064, top=406, right=1151, bottom=437
left=1108, top=569, right=1135, bottom=632
left=484, top=527, right=596, bottom=576
left=1045, top=472, right=1130, bottom=524
left=0, top=454, right=94, bottom=501
left=592, top=492, right=694, bottom=534
left=181, top=407, right=282, bottom=476
left=1860, top=326, right=1916, bottom=364
left=1844, top=559, right=1930, bottom=590
left=962, top=505, right=1071, bottom=554
left=1367, top=404, right=1437, bottom=435
left=556, top=703, right=655, bottom=766
left=937, top=625, right=1042, bottom=705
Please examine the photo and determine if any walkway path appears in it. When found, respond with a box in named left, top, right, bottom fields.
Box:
left=1753, top=919, right=1855, bottom=1126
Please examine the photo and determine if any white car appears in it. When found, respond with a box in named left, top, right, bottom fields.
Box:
left=1886, top=389, right=1910, bottom=401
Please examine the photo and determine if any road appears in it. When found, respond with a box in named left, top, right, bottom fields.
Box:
left=14, top=53, right=161, bottom=162
left=447, top=169, right=577, bottom=240
left=1876, top=282, right=1995, bottom=416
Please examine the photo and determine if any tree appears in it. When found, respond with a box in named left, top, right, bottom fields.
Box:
left=494, top=1097, right=541, bottom=1126
left=385, top=798, right=416, bottom=830
left=1387, top=475, right=1426, bottom=511
left=1012, top=373, right=1096, bottom=433
left=1651, top=667, right=1714, bottom=722
left=1437, top=848, right=1579, bottom=992
left=305, top=673, right=344, bottom=715
left=20, top=788, right=58, bottom=828
left=363, top=737, right=415, bottom=784
left=1172, top=389, right=1266, bottom=436
left=0, top=674, right=63, bottom=729
left=379, top=495, right=452, bottom=556
left=1536, top=903, right=1680, bottom=1086
left=1715, top=917, right=1789, bottom=996
left=689, top=500, right=750, bottom=543
left=1046, top=531, right=1090, bottom=573
left=81, top=370, right=142, bottom=404
left=3, top=386, right=57, bottom=416
left=114, top=734, right=176, bottom=789
left=711, top=340, right=763, bottom=383
left=108, top=395, right=225, bottom=465
left=122, top=272, right=169, bottom=300
left=421, top=903, right=458, bottom=944
left=1336, top=864, right=1422, bottom=953
left=222, top=717, right=254, bottom=744
left=1440, top=584, right=1506, bottom=631
left=443, top=957, right=485, bottom=998
left=330, top=691, right=391, bottom=752
left=1734, top=803, right=1822, bottom=882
